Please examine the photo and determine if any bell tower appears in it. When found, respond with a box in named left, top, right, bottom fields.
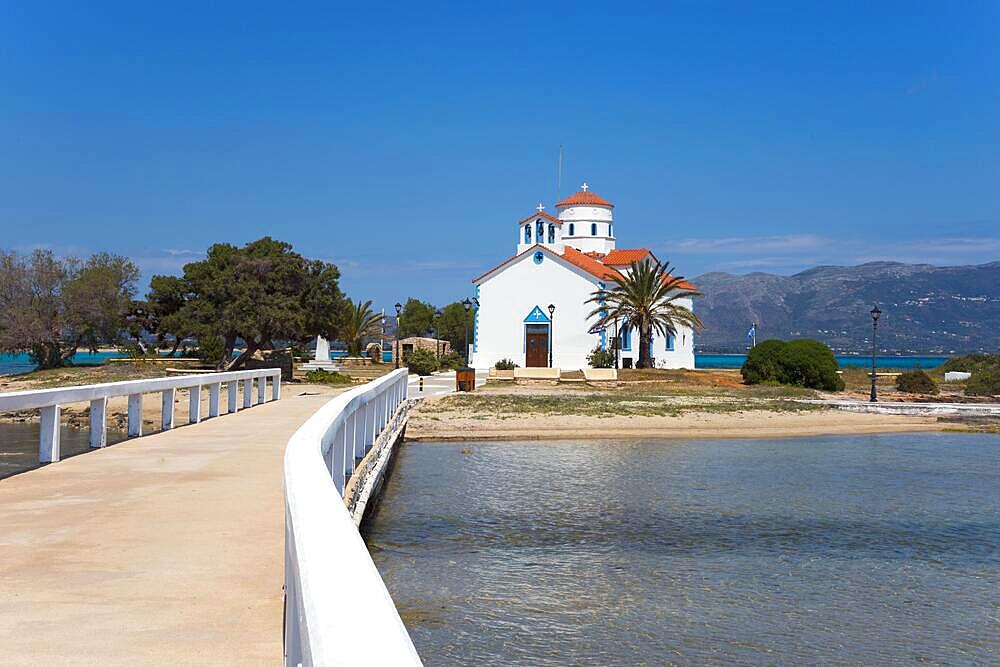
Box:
left=556, top=183, right=615, bottom=255
left=516, top=203, right=564, bottom=255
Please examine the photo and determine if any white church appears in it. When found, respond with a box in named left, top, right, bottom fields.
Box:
left=469, top=184, right=697, bottom=370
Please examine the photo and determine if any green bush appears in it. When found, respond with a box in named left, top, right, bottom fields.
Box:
left=937, top=353, right=1000, bottom=376
left=406, top=348, right=439, bottom=376
left=304, top=368, right=353, bottom=385
left=196, top=335, right=226, bottom=367
left=965, top=368, right=1000, bottom=397
left=586, top=346, right=616, bottom=368
left=741, top=339, right=844, bottom=391
left=437, top=351, right=466, bottom=370
left=895, top=369, right=938, bottom=394
left=494, top=358, right=518, bottom=370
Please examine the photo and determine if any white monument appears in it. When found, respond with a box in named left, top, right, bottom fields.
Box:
left=300, top=335, right=341, bottom=371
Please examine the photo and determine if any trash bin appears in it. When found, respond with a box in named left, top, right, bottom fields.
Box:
left=456, top=367, right=476, bottom=392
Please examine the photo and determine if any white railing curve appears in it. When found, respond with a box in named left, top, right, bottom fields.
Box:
left=0, top=368, right=282, bottom=464
left=283, top=368, right=421, bottom=667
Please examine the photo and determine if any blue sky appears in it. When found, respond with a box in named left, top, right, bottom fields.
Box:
left=2, top=2, right=998, bottom=309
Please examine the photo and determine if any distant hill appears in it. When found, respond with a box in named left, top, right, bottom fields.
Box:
left=691, top=260, right=1000, bottom=354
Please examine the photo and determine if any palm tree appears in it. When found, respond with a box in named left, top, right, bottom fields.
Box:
left=586, top=260, right=703, bottom=368
left=341, top=299, right=383, bottom=357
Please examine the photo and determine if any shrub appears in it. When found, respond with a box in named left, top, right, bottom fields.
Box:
left=406, top=348, right=439, bottom=376
left=196, top=335, right=226, bottom=367
left=437, top=351, right=466, bottom=370
left=937, top=353, right=1000, bottom=376
left=895, top=369, right=938, bottom=394
left=965, top=368, right=1000, bottom=397
left=494, top=358, right=518, bottom=370
left=586, top=346, right=616, bottom=368
left=304, top=368, right=353, bottom=385
left=741, top=338, right=844, bottom=391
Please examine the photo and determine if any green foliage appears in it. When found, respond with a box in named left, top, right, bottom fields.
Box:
left=965, top=368, right=1000, bottom=397
left=586, top=346, right=616, bottom=368
left=146, top=237, right=347, bottom=370
left=436, top=301, right=475, bottom=358
left=341, top=299, right=383, bottom=357
left=196, top=335, right=226, bottom=367
left=587, top=259, right=702, bottom=368
left=397, top=298, right=436, bottom=338
left=437, top=351, right=465, bottom=370
left=115, top=342, right=158, bottom=362
left=304, top=368, right=353, bottom=385
left=406, top=348, right=439, bottom=376
left=494, top=358, right=518, bottom=370
left=938, top=354, right=1000, bottom=376
left=741, top=339, right=845, bottom=391
left=895, top=369, right=938, bottom=394
left=0, top=248, right=139, bottom=368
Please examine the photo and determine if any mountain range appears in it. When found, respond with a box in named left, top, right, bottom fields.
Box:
left=690, top=260, right=1000, bottom=354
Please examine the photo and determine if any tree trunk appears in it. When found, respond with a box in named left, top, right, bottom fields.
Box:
left=225, top=339, right=259, bottom=371
left=637, top=326, right=652, bottom=369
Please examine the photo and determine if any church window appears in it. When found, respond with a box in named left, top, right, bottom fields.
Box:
left=536, top=220, right=544, bottom=242
left=524, top=225, right=530, bottom=243
left=568, top=223, right=575, bottom=236
left=621, top=324, right=632, bottom=351
left=609, top=224, right=613, bottom=237
left=591, top=223, right=597, bottom=236
left=547, top=224, right=555, bottom=244
left=665, top=335, right=674, bottom=351
left=533, top=250, right=544, bottom=265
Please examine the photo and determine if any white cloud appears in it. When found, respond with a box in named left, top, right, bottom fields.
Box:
left=674, top=234, right=825, bottom=253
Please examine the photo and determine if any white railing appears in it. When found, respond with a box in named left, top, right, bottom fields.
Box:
left=0, top=368, right=281, bottom=463
left=283, top=368, right=421, bottom=666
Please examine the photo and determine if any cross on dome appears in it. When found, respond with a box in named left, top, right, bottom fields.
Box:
left=536, top=203, right=545, bottom=211
left=580, top=182, right=589, bottom=191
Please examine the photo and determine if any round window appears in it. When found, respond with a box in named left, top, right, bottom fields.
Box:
left=533, top=251, right=544, bottom=265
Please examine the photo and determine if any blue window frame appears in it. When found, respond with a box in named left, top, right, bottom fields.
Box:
left=547, top=224, right=555, bottom=243
left=665, top=334, right=675, bottom=351
left=568, top=223, right=575, bottom=236
left=524, top=225, right=530, bottom=243
left=591, top=223, right=597, bottom=236
left=536, top=220, right=544, bottom=242
left=621, top=324, right=632, bottom=351
left=609, top=224, right=613, bottom=237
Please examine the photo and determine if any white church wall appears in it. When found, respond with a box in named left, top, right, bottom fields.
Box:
left=472, top=250, right=604, bottom=370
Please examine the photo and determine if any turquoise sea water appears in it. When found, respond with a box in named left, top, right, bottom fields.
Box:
left=0, top=351, right=126, bottom=376
left=696, top=353, right=948, bottom=369
left=368, top=434, right=1000, bottom=665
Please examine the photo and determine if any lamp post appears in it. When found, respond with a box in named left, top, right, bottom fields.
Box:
left=547, top=303, right=556, bottom=368
left=394, top=302, right=402, bottom=369
left=462, top=298, right=472, bottom=364
left=869, top=304, right=881, bottom=402
left=432, top=308, right=442, bottom=358
left=613, top=316, right=620, bottom=369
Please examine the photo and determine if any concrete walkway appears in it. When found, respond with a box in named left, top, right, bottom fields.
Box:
left=0, top=387, right=343, bottom=665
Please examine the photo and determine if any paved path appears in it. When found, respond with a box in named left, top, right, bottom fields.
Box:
left=0, top=387, right=344, bottom=666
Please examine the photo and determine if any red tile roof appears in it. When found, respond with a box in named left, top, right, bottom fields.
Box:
left=555, top=189, right=614, bottom=208
left=561, top=246, right=623, bottom=281
left=601, top=248, right=652, bottom=265
left=516, top=211, right=562, bottom=226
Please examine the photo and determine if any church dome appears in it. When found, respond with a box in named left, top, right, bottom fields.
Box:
left=555, top=183, right=614, bottom=209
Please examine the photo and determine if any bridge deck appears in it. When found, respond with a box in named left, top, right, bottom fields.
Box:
left=0, top=387, right=343, bottom=665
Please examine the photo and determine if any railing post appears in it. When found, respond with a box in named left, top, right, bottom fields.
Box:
left=128, top=393, right=143, bottom=437
left=331, top=424, right=345, bottom=494
left=208, top=382, right=221, bottom=417
left=39, top=404, right=60, bottom=463
left=243, top=378, right=253, bottom=409
left=258, top=375, right=267, bottom=404
left=228, top=381, right=238, bottom=413
left=189, top=385, right=202, bottom=424
left=89, top=397, right=108, bottom=448
left=272, top=373, right=281, bottom=401
left=161, top=388, right=176, bottom=430
left=350, top=410, right=361, bottom=474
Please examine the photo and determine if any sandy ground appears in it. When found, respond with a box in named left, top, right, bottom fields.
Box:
left=407, top=390, right=952, bottom=441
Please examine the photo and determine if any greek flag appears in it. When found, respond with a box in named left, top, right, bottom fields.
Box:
left=746, top=323, right=756, bottom=340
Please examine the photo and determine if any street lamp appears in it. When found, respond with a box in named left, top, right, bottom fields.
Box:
left=432, top=308, right=442, bottom=358
left=394, top=302, right=402, bottom=369
left=613, top=316, right=620, bottom=369
left=462, top=298, right=472, bottom=363
left=869, top=304, right=881, bottom=402
left=547, top=303, right=556, bottom=368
